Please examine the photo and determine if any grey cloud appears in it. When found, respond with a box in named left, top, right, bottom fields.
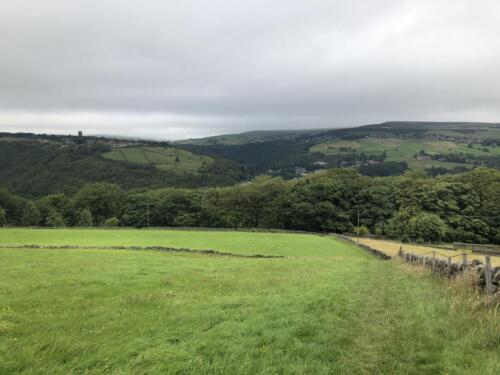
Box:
left=0, top=0, right=499, bottom=139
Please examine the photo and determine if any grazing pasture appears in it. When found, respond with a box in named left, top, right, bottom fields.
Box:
left=0, top=229, right=357, bottom=258
left=0, top=229, right=499, bottom=374
left=103, top=147, right=213, bottom=173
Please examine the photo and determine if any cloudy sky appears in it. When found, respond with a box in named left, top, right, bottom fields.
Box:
left=1, top=0, right=499, bottom=139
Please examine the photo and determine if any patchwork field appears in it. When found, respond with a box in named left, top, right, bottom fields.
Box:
left=310, top=137, right=499, bottom=170
left=1, top=229, right=499, bottom=374
left=103, top=147, right=213, bottom=173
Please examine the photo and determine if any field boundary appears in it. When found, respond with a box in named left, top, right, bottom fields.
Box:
left=398, top=248, right=499, bottom=295
left=334, top=235, right=392, bottom=260
left=0, top=244, right=285, bottom=259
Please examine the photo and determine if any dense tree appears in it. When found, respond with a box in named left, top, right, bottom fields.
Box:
left=3, top=167, right=500, bottom=244
left=0, top=207, right=6, bottom=226
left=0, top=189, right=27, bottom=225
left=120, top=192, right=153, bottom=228
left=151, top=189, right=202, bottom=227
left=21, top=202, right=41, bottom=226
left=359, top=161, right=408, bottom=177
left=45, top=209, right=66, bottom=227
left=72, top=183, right=125, bottom=225
left=36, top=194, right=71, bottom=226
left=407, top=212, right=448, bottom=243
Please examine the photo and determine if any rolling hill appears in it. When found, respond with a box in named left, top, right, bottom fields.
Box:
left=0, top=133, right=251, bottom=197
left=177, top=121, right=500, bottom=177
left=2, top=122, right=500, bottom=197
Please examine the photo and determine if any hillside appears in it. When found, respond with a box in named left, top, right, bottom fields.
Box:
left=103, top=146, right=214, bottom=173
left=0, top=133, right=251, bottom=197
left=3, top=122, right=500, bottom=197
left=178, top=121, right=500, bottom=178
left=178, top=129, right=329, bottom=145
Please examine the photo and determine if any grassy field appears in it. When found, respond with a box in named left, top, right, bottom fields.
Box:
left=1, top=229, right=499, bottom=374
left=103, top=147, right=213, bottom=173
left=0, top=229, right=354, bottom=258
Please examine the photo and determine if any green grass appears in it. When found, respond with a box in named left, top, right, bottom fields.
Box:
left=103, top=147, right=213, bottom=173
left=0, top=229, right=358, bottom=257
left=0, top=229, right=499, bottom=374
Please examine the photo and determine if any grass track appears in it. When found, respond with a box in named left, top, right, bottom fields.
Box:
left=0, top=230, right=499, bottom=374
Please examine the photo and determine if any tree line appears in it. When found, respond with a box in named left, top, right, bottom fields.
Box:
left=1, top=167, right=499, bottom=244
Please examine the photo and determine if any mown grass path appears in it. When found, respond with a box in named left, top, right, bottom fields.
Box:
left=0, top=229, right=499, bottom=374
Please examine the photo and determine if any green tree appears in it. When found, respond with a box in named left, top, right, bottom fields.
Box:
left=78, top=209, right=93, bottom=227
left=151, top=188, right=202, bottom=227
left=72, top=183, right=125, bottom=225
left=0, top=189, right=28, bottom=225
left=120, top=192, right=153, bottom=228
left=45, top=209, right=66, bottom=227
left=21, top=202, right=41, bottom=226
left=407, top=212, right=448, bottom=243
left=37, top=194, right=70, bottom=227
left=0, top=207, right=6, bottom=226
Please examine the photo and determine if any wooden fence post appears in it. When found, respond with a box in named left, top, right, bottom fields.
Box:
left=432, top=251, right=436, bottom=272
left=423, top=256, right=426, bottom=266
left=485, top=255, right=493, bottom=295
left=462, top=253, right=467, bottom=274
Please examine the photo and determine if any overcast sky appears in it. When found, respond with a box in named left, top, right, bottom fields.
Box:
left=1, top=0, right=499, bottom=140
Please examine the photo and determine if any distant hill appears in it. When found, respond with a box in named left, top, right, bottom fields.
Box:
left=178, top=129, right=330, bottom=145
left=0, top=133, right=251, bottom=197
left=3, top=122, right=500, bottom=197
left=177, top=122, right=500, bottom=178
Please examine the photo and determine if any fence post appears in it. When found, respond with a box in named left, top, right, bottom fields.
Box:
left=423, top=256, right=426, bottom=266
left=432, top=251, right=436, bottom=272
left=462, top=253, right=467, bottom=274
left=485, top=255, right=493, bottom=295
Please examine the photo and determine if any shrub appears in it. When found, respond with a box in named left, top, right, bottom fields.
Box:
left=353, top=225, right=370, bottom=236
left=104, top=217, right=120, bottom=227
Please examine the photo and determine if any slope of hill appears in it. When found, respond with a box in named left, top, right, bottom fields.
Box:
left=103, top=146, right=214, bottom=173
left=178, top=129, right=329, bottom=145
left=0, top=133, right=251, bottom=197
left=178, top=122, right=500, bottom=178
